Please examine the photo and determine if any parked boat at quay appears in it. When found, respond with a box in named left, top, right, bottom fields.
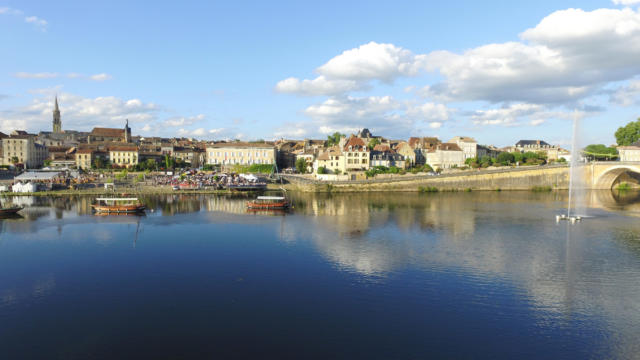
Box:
left=246, top=196, right=290, bottom=210
left=0, top=204, right=23, bottom=216
left=91, top=198, right=146, bottom=213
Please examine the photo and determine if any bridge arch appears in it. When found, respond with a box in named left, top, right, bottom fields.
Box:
left=594, top=165, right=640, bottom=189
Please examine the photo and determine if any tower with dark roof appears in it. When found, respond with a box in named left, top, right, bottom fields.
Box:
left=52, top=96, right=62, bottom=133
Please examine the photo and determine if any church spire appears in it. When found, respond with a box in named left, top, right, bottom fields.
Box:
left=52, top=95, right=62, bottom=133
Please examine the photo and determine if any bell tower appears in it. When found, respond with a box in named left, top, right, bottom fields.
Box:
left=52, top=96, right=62, bottom=133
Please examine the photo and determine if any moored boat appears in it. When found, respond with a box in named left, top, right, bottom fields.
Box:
left=92, top=197, right=146, bottom=213
left=246, top=196, right=290, bottom=210
left=0, top=205, right=23, bottom=215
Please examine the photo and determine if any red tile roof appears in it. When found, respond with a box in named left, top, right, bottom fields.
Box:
left=343, top=136, right=366, bottom=151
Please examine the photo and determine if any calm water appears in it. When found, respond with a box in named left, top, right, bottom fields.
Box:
left=1, top=191, right=640, bottom=359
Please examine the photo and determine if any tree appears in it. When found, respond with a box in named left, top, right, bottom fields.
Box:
left=43, top=159, right=52, bottom=167
left=513, top=152, right=524, bottom=164
left=615, top=119, right=640, bottom=146
left=327, top=132, right=345, bottom=146
left=317, top=166, right=327, bottom=174
left=295, top=157, right=308, bottom=174
left=10, top=156, right=19, bottom=165
left=367, top=138, right=381, bottom=150
left=145, top=158, right=157, bottom=170
left=496, top=152, right=515, bottom=165
left=583, top=144, right=618, bottom=160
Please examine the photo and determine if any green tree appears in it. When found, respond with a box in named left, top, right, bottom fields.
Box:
left=93, top=157, right=105, bottom=169
left=145, top=158, right=157, bottom=170
left=367, top=138, right=381, bottom=150
left=326, top=132, right=345, bottom=146
left=43, top=159, right=52, bottom=167
left=10, top=156, right=19, bottom=165
left=317, top=166, right=327, bottom=174
left=615, top=119, right=640, bottom=146
left=583, top=144, right=619, bottom=160
left=496, top=152, right=515, bottom=165
left=295, top=157, right=308, bottom=174
left=513, top=152, right=524, bottom=163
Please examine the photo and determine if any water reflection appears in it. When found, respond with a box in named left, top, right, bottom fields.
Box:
left=1, top=191, right=640, bottom=358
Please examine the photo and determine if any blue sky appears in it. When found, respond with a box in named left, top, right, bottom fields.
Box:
left=2, top=0, right=640, bottom=147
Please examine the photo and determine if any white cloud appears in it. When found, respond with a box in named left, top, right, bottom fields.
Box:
left=277, top=6, right=640, bottom=131
left=612, top=0, right=640, bottom=5
left=405, top=102, right=452, bottom=122
left=275, top=76, right=362, bottom=96
left=24, top=16, right=47, bottom=30
left=163, top=114, right=205, bottom=127
left=0, top=90, right=158, bottom=133
left=274, top=96, right=453, bottom=139
left=275, top=42, right=426, bottom=96
left=14, top=72, right=58, bottom=79
left=1, top=8, right=48, bottom=31
left=89, top=73, right=112, bottom=81
left=610, top=79, right=640, bottom=105
left=470, top=103, right=582, bottom=127
left=426, top=7, right=640, bottom=104
left=13, top=72, right=113, bottom=81
left=317, top=42, right=425, bottom=82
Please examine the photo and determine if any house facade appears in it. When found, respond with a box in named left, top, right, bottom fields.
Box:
left=449, top=136, right=477, bottom=160
left=343, top=136, right=370, bottom=172
left=205, top=142, right=276, bottom=166
left=426, top=143, right=465, bottom=169
left=109, top=146, right=139, bottom=168
left=2, top=134, right=49, bottom=168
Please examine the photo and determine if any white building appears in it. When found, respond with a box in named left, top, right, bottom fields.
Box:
left=426, top=143, right=465, bottom=169
left=618, top=145, right=640, bottom=162
left=448, top=136, right=477, bottom=160
left=205, top=142, right=276, bottom=166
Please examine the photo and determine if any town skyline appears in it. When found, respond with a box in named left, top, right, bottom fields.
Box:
left=3, top=0, right=640, bottom=148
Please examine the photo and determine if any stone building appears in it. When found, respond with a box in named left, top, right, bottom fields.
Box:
left=314, top=146, right=345, bottom=174
left=448, top=136, right=477, bottom=160
left=88, top=121, right=132, bottom=144
left=1, top=133, right=49, bottom=168
left=618, top=141, right=640, bottom=162
left=426, top=143, right=465, bottom=170
left=343, top=136, right=369, bottom=172
left=109, top=145, right=139, bottom=168
left=205, top=142, right=275, bottom=167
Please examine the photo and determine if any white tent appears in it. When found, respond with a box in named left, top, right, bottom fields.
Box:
left=12, top=182, right=38, bottom=193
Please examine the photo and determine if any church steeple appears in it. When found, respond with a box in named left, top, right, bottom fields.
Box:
left=52, top=95, right=62, bottom=133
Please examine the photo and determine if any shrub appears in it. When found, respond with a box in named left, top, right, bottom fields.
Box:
left=419, top=186, right=439, bottom=193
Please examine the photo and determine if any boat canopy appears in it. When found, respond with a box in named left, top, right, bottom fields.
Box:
left=256, top=196, right=285, bottom=200
left=96, top=198, right=139, bottom=201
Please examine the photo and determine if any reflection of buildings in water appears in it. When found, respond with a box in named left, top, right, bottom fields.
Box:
left=205, top=196, right=249, bottom=215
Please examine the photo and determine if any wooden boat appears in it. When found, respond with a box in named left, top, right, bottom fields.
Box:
left=91, top=197, right=146, bottom=213
left=246, top=196, right=289, bottom=210
left=0, top=205, right=23, bottom=215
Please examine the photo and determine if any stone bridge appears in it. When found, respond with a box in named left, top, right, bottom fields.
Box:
left=587, top=162, right=640, bottom=189
left=281, top=162, right=640, bottom=192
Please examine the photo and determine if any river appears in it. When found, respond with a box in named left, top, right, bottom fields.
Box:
left=1, top=191, right=640, bottom=359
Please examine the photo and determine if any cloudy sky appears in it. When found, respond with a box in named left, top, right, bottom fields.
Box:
left=2, top=0, right=640, bottom=146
